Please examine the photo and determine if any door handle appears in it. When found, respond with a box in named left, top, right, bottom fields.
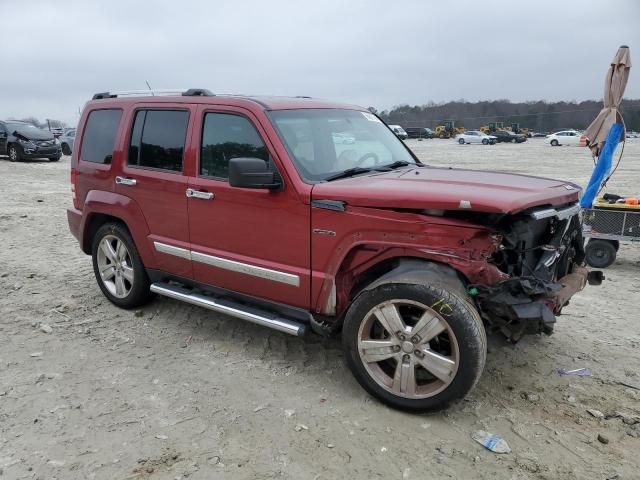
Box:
left=115, top=176, right=137, bottom=186
left=186, top=188, right=214, bottom=200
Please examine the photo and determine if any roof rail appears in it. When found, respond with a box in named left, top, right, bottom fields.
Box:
left=92, top=88, right=214, bottom=100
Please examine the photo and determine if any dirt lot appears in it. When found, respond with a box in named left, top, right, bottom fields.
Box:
left=1, top=138, right=639, bottom=480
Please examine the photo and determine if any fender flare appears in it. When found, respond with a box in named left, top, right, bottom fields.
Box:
left=80, top=190, right=154, bottom=267
left=358, top=258, right=469, bottom=301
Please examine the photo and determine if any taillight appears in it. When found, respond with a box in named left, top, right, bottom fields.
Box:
left=70, top=168, right=79, bottom=209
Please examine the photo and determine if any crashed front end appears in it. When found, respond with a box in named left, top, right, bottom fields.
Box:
left=473, top=203, right=601, bottom=342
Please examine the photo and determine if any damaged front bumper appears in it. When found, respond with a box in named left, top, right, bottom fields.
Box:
left=472, top=204, right=603, bottom=342
left=474, top=266, right=602, bottom=342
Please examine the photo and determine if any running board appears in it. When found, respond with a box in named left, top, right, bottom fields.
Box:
left=150, top=282, right=306, bottom=337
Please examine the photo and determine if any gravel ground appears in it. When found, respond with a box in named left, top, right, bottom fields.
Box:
left=1, top=138, right=639, bottom=480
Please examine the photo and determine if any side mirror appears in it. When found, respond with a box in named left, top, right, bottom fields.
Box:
left=228, top=157, right=281, bottom=190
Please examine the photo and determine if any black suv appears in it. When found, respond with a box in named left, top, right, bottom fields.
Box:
left=0, top=120, right=62, bottom=162
left=405, top=127, right=434, bottom=139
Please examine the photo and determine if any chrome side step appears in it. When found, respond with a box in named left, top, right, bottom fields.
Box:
left=150, top=282, right=306, bottom=337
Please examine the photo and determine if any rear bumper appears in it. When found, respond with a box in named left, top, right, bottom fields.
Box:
left=67, top=207, right=82, bottom=243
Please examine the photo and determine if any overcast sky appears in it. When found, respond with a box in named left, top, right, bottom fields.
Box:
left=1, top=0, right=638, bottom=125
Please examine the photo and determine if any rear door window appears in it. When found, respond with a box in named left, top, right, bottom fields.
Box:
left=81, top=109, right=122, bottom=163
left=128, top=110, right=189, bottom=172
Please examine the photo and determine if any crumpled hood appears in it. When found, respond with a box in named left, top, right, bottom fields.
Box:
left=311, top=167, right=581, bottom=214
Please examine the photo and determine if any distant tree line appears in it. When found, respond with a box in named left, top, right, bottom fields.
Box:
left=8, top=116, right=68, bottom=130
left=373, top=99, right=640, bottom=133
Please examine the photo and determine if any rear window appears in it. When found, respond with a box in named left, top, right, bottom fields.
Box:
left=81, top=109, right=122, bottom=163
left=128, top=110, right=189, bottom=172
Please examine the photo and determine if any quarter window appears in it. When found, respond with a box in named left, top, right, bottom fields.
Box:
left=81, top=109, right=122, bottom=163
left=128, top=110, right=189, bottom=172
left=200, top=113, right=269, bottom=179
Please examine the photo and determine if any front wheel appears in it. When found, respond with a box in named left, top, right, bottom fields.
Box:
left=482, top=138, right=489, bottom=145
left=61, top=143, right=72, bottom=155
left=458, top=138, right=465, bottom=145
left=342, top=282, right=486, bottom=412
left=551, top=139, right=559, bottom=146
left=91, top=222, right=153, bottom=308
left=8, top=145, right=21, bottom=162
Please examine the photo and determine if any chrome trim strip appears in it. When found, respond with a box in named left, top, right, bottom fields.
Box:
left=153, top=241, right=300, bottom=287
left=153, top=241, right=191, bottom=260
left=191, top=251, right=300, bottom=287
left=531, top=203, right=581, bottom=221
left=150, top=283, right=304, bottom=336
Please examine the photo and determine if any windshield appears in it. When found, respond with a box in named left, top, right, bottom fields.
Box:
left=268, top=109, right=417, bottom=182
left=6, top=122, right=38, bottom=131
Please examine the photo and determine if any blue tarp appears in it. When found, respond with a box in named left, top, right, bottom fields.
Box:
left=579, top=122, right=624, bottom=208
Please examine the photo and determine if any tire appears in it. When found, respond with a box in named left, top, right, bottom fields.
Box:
left=585, top=239, right=617, bottom=268
left=511, top=138, right=516, bottom=143
left=50, top=156, right=61, bottom=162
left=91, top=222, right=153, bottom=309
left=8, top=145, right=21, bottom=162
left=61, top=143, right=71, bottom=155
left=482, top=138, right=489, bottom=145
left=342, top=282, right=486, bottom=412
left=458, top=138, right=465, bottom=145
left=551, top=139, right=559, bottom=146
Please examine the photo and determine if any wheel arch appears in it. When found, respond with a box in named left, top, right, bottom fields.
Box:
left=321, top=247, right=478, bottom=327
left=80, top=191, right=154, bottom=268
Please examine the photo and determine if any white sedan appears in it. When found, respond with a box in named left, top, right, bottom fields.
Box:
left=547, top=130, right=586, bottom=146
left=457, top=130, right=497, bottom=145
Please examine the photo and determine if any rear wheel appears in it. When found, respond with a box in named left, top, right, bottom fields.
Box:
left=342, top=282, right=486, bottom=412
left=8, top=145, right=20, bottom=162
left=61, top=143, right=71, bottom=155
left=91, top=222, right=153, bottom=308
left=551, top=139, right=559, bottom=146
left=585, top=239, right=617, bottom=268
left=458, top=138, right=465, bottom=145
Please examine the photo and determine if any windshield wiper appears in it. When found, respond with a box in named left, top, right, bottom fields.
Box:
left=378, top=160, right=411, bottom=170
left=324, top=167, right=375, bottom=182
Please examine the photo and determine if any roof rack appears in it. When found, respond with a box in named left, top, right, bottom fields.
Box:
left=92, top=88, right=214, bottom=100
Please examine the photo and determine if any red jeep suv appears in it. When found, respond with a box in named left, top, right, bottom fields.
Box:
left=67, top=88, right=597, bottom=411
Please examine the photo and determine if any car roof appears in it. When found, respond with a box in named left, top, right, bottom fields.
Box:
left=86, top=92, right=365, bottom=112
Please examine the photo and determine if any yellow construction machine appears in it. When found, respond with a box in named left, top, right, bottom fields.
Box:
left=434, top=120, right=465, bottom=139
left=480, top=122, right=507, bottom=134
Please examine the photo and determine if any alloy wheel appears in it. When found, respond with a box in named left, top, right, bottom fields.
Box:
left=357, top=299, right=460, bottom=399
left=96, top=235, right=134, bottom=298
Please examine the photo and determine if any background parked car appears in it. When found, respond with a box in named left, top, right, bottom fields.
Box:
left=491, top=130, right=526, bottom=143
left=457, top=130, right=496, bottom=145
left=405, top=127, right=434, bottom=139
left=547, top=130, right=586, bottom=146
left=332, top=131, right=355, bottom=144
left=0, top=120, right=62, bottom=161
left=388, top=124, right=408, bottom=139
left=59, top=128, right=76, bottom=155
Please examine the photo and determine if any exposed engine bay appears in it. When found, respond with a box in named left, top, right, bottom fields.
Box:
left=469, top=203, right=601, bottom=342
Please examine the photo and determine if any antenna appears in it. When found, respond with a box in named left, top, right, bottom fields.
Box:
left=145, top=80, right=154, bottom=96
